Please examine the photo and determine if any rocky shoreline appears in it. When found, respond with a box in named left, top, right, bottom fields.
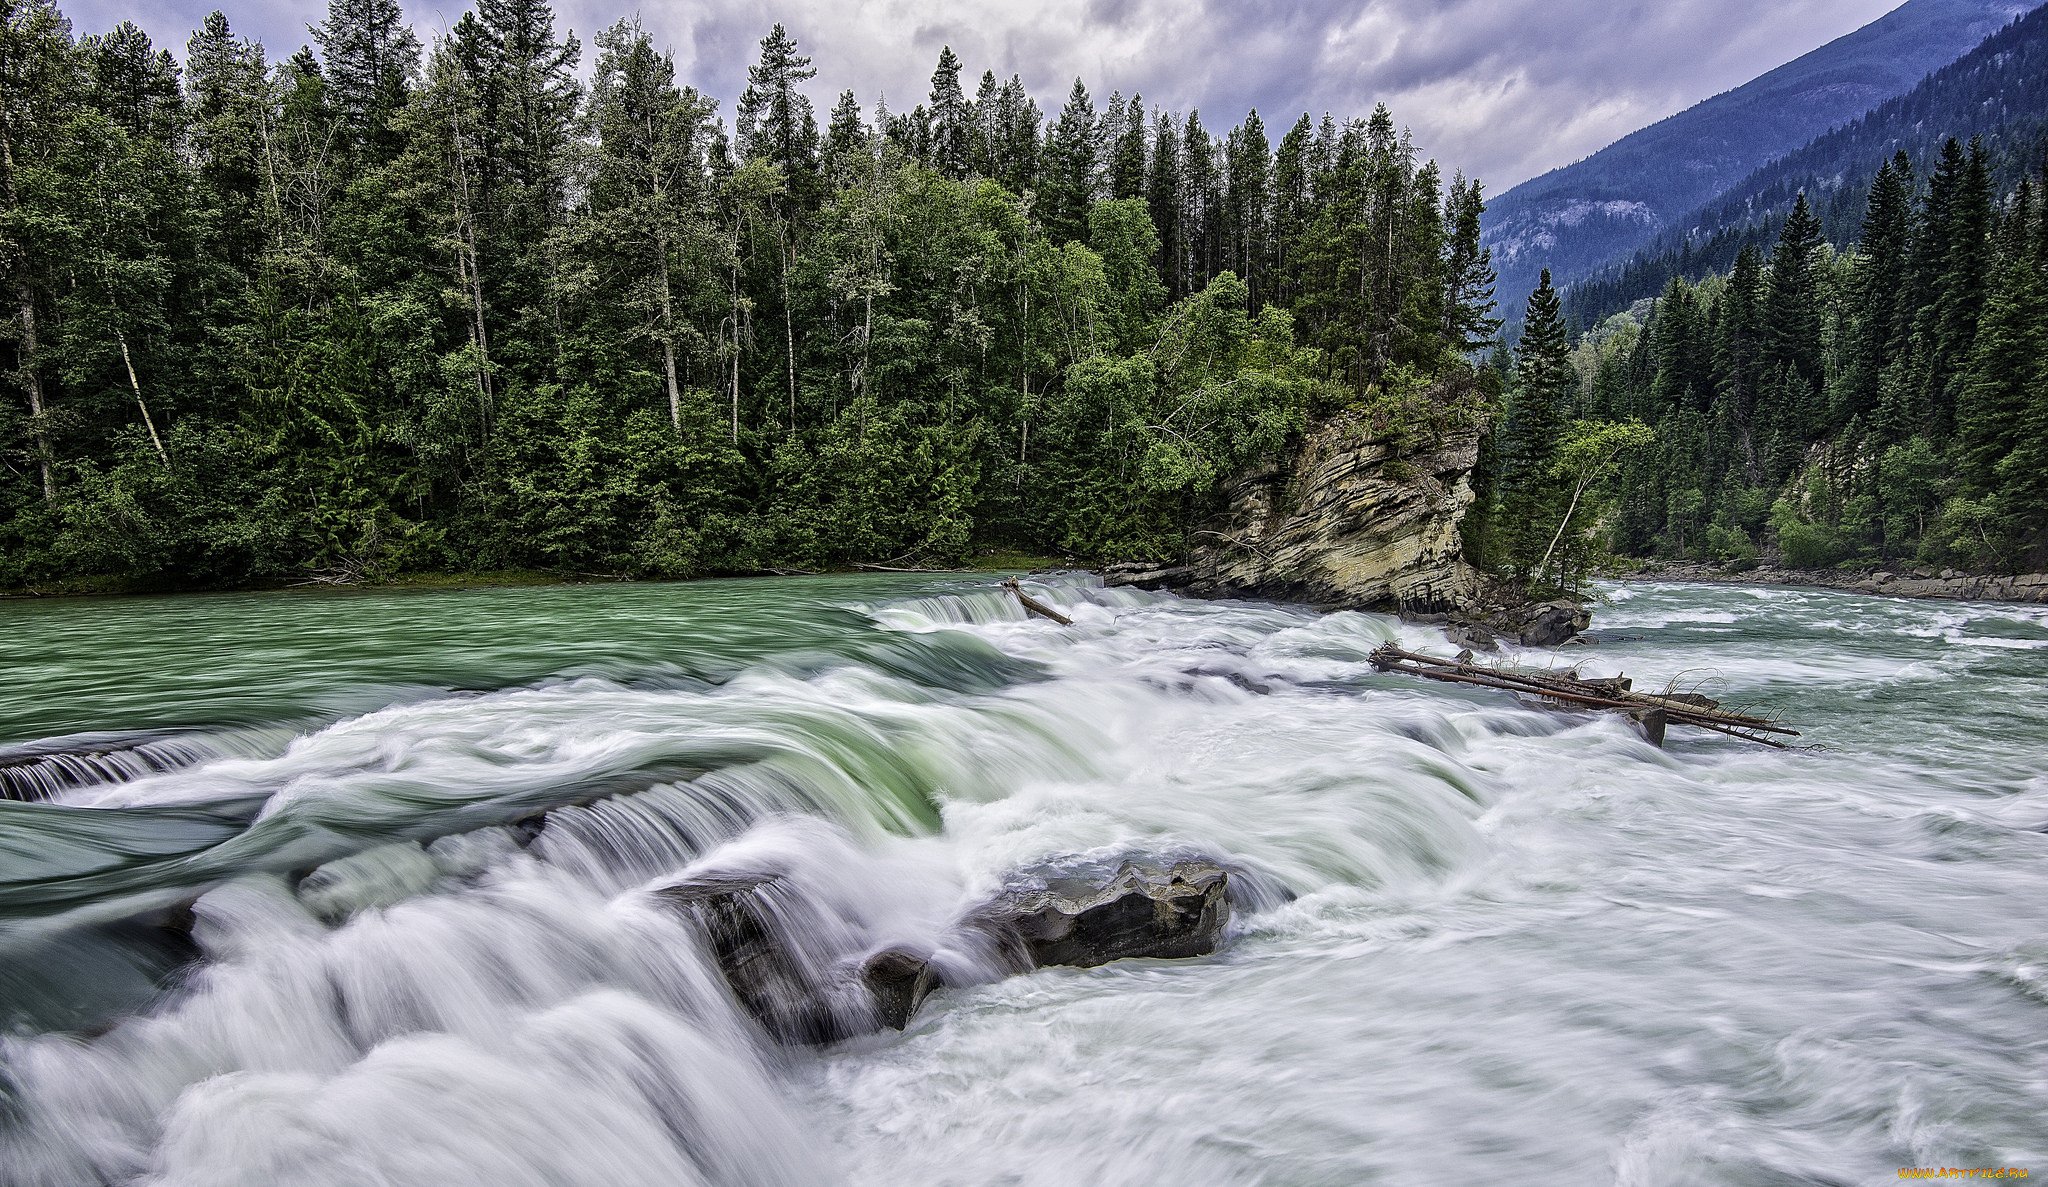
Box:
left=1617, top=562, right=2048, bottom=605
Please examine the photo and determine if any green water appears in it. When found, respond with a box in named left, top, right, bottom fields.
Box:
left=0, top=574, right=2043, bottom=1186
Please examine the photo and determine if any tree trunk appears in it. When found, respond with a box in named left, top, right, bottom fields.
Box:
left=655, top=230, right=682, bottom=433
left=115, top=327, right=169, bottom=466
left=2, top=123, right=53, bottom=500
left=729, top=252, right=742, bottom=446
left=1535, top=471, right=1594, bottom=588
left=781, top=224, right=797, bottom=434
left=15, top=287, right=52, bottom=500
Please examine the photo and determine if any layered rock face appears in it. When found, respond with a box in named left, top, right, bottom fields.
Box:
left=1116, top=416, right=1485, bottom=616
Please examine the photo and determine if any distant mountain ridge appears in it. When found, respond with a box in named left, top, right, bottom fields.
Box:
left=1564, top=2, right=2048, bottom=327
left=1482, top=0, right=2038, bottom=316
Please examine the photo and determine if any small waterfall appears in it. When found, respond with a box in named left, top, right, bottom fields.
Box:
left=0, top=733, right=229, bottom=803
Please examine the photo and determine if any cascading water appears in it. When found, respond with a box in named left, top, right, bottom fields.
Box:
left=0, top=574, right=2043, bottom=1185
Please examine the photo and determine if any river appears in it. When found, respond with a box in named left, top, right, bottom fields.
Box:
left=1, top=574, right=2043, bottom=1185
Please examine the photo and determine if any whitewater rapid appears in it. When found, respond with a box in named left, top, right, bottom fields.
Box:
left=1, top=575, right=2043, bottom=1185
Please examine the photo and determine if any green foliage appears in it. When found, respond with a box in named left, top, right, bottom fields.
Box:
left=0, top=7, right=1502, bottom=590
left=1531, top=148, right=2048, bottom=574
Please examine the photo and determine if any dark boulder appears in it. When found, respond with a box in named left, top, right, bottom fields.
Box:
left=963, top=857, right=1230, bottom=972
left=1445, top=621, right=1498, bottom=652
left=654, top=872, right=852, bottom=1045
left=1511, top=601, right=1591, bottom=647
left=656, top=854, right=1235, bottom=1045
left=860, top=947, right=938, bottom=1031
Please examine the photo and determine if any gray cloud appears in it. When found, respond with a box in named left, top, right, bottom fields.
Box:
left=62, top=0, right=1901, bottom=190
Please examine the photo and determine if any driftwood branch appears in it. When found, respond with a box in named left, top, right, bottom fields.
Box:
left=1002, top=578, right=1073, bottom=625
left=1369, top=645, right=1797, bottom=748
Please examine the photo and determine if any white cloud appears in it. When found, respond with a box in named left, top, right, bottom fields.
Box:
left=63, top=0, right=1901, bottom=189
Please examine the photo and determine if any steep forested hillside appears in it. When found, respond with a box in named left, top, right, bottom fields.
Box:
left=1489, top=148, right=2048, bottom=584
left=0, top=1, right=1503, bottom=591
left=1483, top=0, right=2035, bottom=320
left=1567, top=1, right=2048, bottom=327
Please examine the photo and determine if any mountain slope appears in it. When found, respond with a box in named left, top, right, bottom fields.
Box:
left=1564, top=2, right=2048, bottom=327
left=1482, top=0, right=2037, bottom=314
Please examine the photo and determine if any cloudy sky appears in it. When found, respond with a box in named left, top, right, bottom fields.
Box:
left=66, top=0, right=1901, bottom=191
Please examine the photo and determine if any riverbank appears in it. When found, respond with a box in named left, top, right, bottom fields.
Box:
left=1613, top=560, right=2048, bottom=604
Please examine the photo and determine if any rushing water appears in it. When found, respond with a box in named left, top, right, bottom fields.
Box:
left=1, top=574, right=2043, bottom=1185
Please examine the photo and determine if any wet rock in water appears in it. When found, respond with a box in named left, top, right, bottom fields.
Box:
left=655, top=872, right=850, bottom=1045
left=658, top=855, right=1235, bottom=1044
left=964, top=857, right=1230, bottom=972
left=1507, top=600, right=1590, bottom=647
left=1445, top=621, right=1498, bottom=652
left=1101, top=561, right=1196, bottom=591
left=860, top=947, right=938, bottom=1031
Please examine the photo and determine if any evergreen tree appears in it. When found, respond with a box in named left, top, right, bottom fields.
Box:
left=1223, top=111, right=1270, bottom=308
left=1037, top=78, right=1096, bottom=245
left=312, top=0, right=418, bottom=160
left=1109, top=93, right=1145, bottom=200
left=1957, top=251, right=2048, bottom=501
left=735, top=24, right=816, bottom=185
left=925, top=45, right=970, bottom=179
left=1762, top=192, right=1825, bottom=427
left=1441, top=172, right=1499, bottom=353
left=1495, top=269, right=1574, bottom=579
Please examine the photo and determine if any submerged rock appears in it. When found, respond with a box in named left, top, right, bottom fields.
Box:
left=963, top=857, right=1230, bottom=972
left=860, top=947, right=938, bottom=1031
left=655, top=871, right=852, bottom=1045
left=1502, top=600, right=1591, bottom=647
left=656, top=854, right=1234, bottom=1044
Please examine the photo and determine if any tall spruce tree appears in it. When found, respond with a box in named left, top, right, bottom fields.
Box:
left=312, top=0, right=418, bottom=161
left=925, top=45, right=970, bottom=179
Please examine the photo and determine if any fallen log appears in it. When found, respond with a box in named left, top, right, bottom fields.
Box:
left=1002, top=577, right=1073, bottom=625
left=1368, top=644, right=1798, bottom=748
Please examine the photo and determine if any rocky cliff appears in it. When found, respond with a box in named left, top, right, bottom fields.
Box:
left=1113, top=413, right=1485, bottom=615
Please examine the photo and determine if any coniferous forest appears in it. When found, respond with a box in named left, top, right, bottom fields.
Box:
left=1511, top=143, right=2048, bottom=578
left=0, top=0, right=1503, bottom=591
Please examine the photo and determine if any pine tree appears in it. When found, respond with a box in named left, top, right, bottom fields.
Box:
left=1847, top=152, right=1912, bottom=425
left=1957, top=250, right=2048, bottom=501
left=1269, top=114, right=1312, bottom=305
left=821, top=88, right=868, bottom=184
left=1037, top=78, right=1096, bottom=245
left=578, top=16, right=718, bottom=433
left=1933, top=137, right=1994, bottom=425
left=1762, top=191, right=1825, bottom=431
left=1441, top=172, right=1499, bottom=353
left=985, top=74, right=1037, bottom=194
left=1496, top=269, right=1574, bottom=581
left=312, top=0, right=419, bottom=161
left=735, top=24, right=817, bottom=185
left=1223, top=111, right=1270, bottom=309
left=925, top=45, right=970, bottom=179
left=1109, top=93, right=1145, bottom=200
left=1144, top=111, right=1182, bottom=296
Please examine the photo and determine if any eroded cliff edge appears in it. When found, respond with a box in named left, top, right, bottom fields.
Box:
left=1106, top=398, right=1587, bottom=646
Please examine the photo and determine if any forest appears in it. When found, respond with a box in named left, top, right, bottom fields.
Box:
left=0, top=0, right=1502, bottom=591
left=1506, top=142, right=2048, bottom=579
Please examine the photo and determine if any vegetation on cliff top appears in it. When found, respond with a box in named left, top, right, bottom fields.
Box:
left=0, top=0, right=1501, bottom=592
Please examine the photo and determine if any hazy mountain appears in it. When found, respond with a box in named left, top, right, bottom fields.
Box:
left=1482, top=0, right=2038, bottom=317
left=1565, top=2, right=2048, bottom=327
